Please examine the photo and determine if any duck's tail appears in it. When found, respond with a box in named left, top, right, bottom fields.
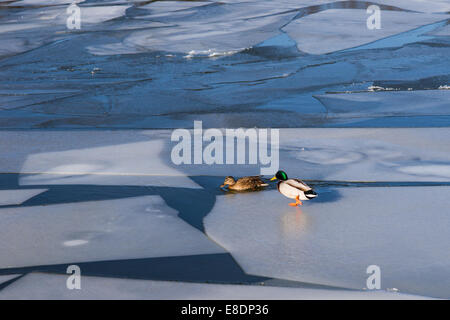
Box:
left=305, top=189, right=318, bottom=199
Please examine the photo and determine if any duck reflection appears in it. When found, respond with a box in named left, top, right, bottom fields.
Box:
left=280, top=206, right=310, bottom=239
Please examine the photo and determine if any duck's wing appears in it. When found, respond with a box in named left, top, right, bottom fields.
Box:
left=237, top=176, right=267, bottom=188
left=286, top=179, right=311, bottom=191
left=246, top=175, right=263, bottom=179
left=239, top=176, right=264, bottom=183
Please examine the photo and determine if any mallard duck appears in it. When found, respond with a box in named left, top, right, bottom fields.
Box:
left=270, top=170, right=317, bottom=206
left=220, top=176, right=268, bottom=191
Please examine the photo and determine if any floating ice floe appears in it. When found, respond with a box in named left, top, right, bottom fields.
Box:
left=343, top=20, right=449, bottom=53
left=373, top=0, right=450, bottom=13
left=139, top=1, right=212, bottom=12
left=0, top=89, right=80, bottom=110
left=283, top=10, right=448, bottom=54
left=0, top=273, right=434, bottom=300
left=69, top=5, right=131, bottom=25
left=11, top=132, right=202, bottom=188
left=0, top=196, right=224, bottom=269
left=0, top=274, right=22, bottom=287
left=314, top=90, right=450, bottom=116
left=121, top=9, right=296, bottom=56
left=278, top=128, right=450, bottom=181
left=427, top=24, right=450, bottom=36
left=0, top=3, right=130, bottom=58
left=1, top=129, right=449, bottom=183
left=0, top=189, right=47, bottom=206
left=205, top=186, right=450, bottom=299
left=6, top=0, right=86, bottom=5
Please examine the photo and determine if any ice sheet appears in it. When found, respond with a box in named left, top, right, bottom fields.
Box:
left=0, top=273, right=432, bottom=300
left=0, top=3, right=130, bottom=58
left=139, top=1, right=211, bottom=12
left=427, top=24, right=450, bottom=36
left=0, top=189, right=47, bottom=206
left=66, top=6, right=131, bottom=25
left=0, top=131, right=201, bottom=188
left=283, top=10, right=448, bottom=54
left=18, top=139, right=186, bottom=183
left=204, top=186, right=450, bottom=299
left=1, top=129, right=450, bottom=183
left=120, top=9, right=296, bottom=56
left=3, top=42, right=446, bottom=129
left=2, top=3, right=129, bottom=26
left=278, top=128, right=450, bottom=182
left=343, top=20, right=448, bottom=53
left=0, top=274, right=22, bottom=286
left=1, top=0, right=448, bottom=129
left=374, top=0, right=450, bottom=13
left=7, top=0, right=85, bottom=5
left=0, top=196, right=224, bottom=268
left=315, top=90, right=450, bottom=116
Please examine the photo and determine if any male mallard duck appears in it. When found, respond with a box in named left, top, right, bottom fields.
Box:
left=270, top=170, right=317, bottom=206
left=220, top=176, right=268, bottom=191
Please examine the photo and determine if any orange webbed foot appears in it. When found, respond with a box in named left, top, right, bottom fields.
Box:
left=289, top=196, right=303, bottom=206
left=296, top=195, right=303, bottom=206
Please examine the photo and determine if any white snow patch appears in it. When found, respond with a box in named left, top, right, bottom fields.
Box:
left=63, top=239, right=89, bottom=247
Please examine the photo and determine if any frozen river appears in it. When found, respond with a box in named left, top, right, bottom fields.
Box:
left=1, top=0, right=449, bottom=128
left=0, top=0, right=449, bottom=299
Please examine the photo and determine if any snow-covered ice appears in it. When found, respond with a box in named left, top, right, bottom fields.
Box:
left=0, top=130, right=202, bottom=187
left=315, top=90, right=450, bottom=117
left=205, top=186, right=450, bottom=299
left=6, top=0, right=86, bottom=5
left=0, top=273, right=433, bottom=300
left=0, top=129, right=449, bottom=183
left=17, top=137, right=202, bottom=187
left=278, top=128, right=450, bottom=182
left=1, top=1, right=449, bottom=129
left=283, top=10, right=448, bottom=54
left=373, top=0, right=450, bottom=13
left=427, top=24, right=450, bottom=36
left=0, top=274, right=22, bottom=287
left=120, top=9, right=296, bottom=56
left=0, top=189, right=47, bottom=206
left=0, top=0, right=449, bottom=300
left=0, top=196, right=224, bottom=269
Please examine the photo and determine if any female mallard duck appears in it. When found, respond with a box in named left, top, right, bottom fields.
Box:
left=270, top=170, right=317, bottom=206
left=220, top=176, right=268, bottom=191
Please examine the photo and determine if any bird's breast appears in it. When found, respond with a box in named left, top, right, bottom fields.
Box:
left=279, top=182, right=305, bottom=199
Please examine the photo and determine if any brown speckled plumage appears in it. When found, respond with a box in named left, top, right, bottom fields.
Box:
left=221, top=176, right=268, bottom=191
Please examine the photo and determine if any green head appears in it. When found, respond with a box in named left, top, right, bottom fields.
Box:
left=271, top=170, right=288, bottom=181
